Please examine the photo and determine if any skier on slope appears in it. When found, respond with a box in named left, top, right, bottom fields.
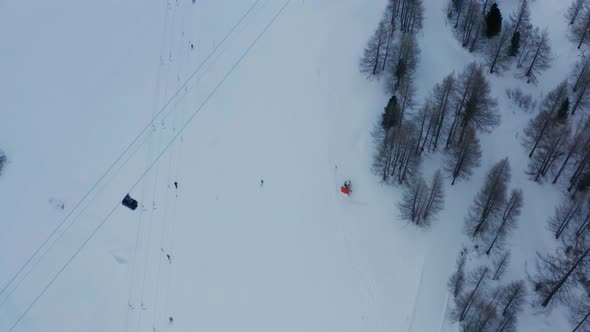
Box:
left=340, top=180, right=352, bottom=196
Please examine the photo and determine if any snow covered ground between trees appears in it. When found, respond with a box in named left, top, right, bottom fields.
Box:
left=0, top=0, right=578, bottom=331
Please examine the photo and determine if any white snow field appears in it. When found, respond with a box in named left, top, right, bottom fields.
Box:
left=0, top=0, right=578, bottom=331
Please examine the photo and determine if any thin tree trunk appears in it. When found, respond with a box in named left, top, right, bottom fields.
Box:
left=541, top=248, right=590, bottom=307
left=572, top=308, right=590, bottom=332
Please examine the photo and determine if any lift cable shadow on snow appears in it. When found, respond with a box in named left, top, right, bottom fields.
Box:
left=0, top=0, right=262, bottom=314
left=7, top=0, right=292, bottom=330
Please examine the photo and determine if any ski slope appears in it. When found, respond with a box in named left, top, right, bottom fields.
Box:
left=0, top=0, right=577, bottom=331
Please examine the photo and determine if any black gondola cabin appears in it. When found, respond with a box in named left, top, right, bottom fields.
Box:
left=122, top=194, right=138, bottom=210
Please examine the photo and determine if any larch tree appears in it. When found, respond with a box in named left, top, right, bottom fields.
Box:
left=446, top=62, right=499, bottom=148
left=445, top=124, right=482, bottom=185
left=526, top=121, right=571, bottom=182
left=484, top=189, right=524, bottom=255
left=492, top=251, right=511, bottom=280
left=530, top=237, right=590, bottom=308
left=373, top=120, right=421, bottom=185
left=360, top=21, right=388, bottom=78
left=464, top=158, right=511, bottom=239
left=522, top=81, right=569, bottom=158
left=399, top=174, right=429, bottom=225
left=448, top=249, right=468, bottom=297
left=570, top=5, right=590, bottom=49
left=567, top=134, right=590, bottom=192
left=485, top=3, right=503, bottom=38
left=452, top=266, right=490, bottom=322
left=422, top=170, right=445, bottom=222
left=571, top=290, right=590, bottom=332
left=553, top=120, right=590, bottom=184
left=493, top=280, right=527, bottom=331
left=569, top=0, right=589, bottom=25
left=571, top=67, right=590, bottom=115
left=573, top=57, right=590, bottom=93
left=459, top=0, right=484, bottom=51
left=415, top=102, right=437, bottom=156
left=517, top=27, right=552, bottom=85
left=547, top=195, right=585, bottom=239
left=446, top=62, right=500, bottom=149
left=388, top=32, right=420, bottom=91
left=457, top=63, right=499, bottom=142
left=428, top=73, right=457, bottom=151
left=388, top=0, right=425, bottom=34
left=396, top=77, right=417, bottom=126
left=486, top=30, right=511, bottom=74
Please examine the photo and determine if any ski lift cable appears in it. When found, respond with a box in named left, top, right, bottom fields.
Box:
left=0, top=0, right=262, bottom=306
left=0, top=132, right=155, bottom=310
left=8, top=1, right=291, bottom=330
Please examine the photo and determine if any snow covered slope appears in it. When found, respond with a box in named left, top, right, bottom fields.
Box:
left=0, top=0, right=577, bottom=331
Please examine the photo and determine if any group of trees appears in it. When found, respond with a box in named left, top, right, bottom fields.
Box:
left=360, top=0, right=424, bottom=88
left=372, top=61, right=499, bottom=227
left=522, top=64, right=590, bottom=189
left=447, top=0, right=553, bottom=84
left=398, top=170, right=444, bottom=227
left=464, top=158, right=524, bottom=255
left=529, top=232, right=590, bottom=330
left=448, top=249, right=527, bottom=332
left=568, top=0, right=590, bottom=49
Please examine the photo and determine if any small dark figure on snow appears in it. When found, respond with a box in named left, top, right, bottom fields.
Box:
left=166, top=254, right=171, bottom=263
left=169, top=316, right=174, bottom=324
left=174, top=181, right=178, bottom=189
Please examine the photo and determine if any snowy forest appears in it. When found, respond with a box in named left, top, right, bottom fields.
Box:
left=361, top=0, right=590, bottom=331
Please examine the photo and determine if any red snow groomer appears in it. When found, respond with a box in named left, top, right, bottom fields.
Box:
left=341, top=180, right=352, bottom=196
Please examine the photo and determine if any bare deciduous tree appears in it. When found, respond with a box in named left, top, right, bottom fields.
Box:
left=388, top=0, right=425, bottom=34
left=373, top=120, right=421, bottom=185
left=446, top=62, right=499, bottom=148
left=448, top=249, right=468, bottom=297
left=423, top=170, right=445, bottom=221
left=492, top=251, right=511, bottom=280
left=527, top=121, right=571, bottom=182
left=522, top=81, right=569, bottom=158
left=388, top=32, right=420, bottom=91
left=508, top=0, right=532, bottom=48
left=570, top=6, right=590, bottom=48
left=553, top=119, right=590, bottom=184
left=445, top=125, right=482, bottom=185
left=465, top=158, right=511, bottom=239
left=452, top=266, right=490, bottom=322
left=570, top=291, right=590, bottom=332
left=530, top=238, right=590, bottom=308
left=399, top=174, right=429, bottom=225
left=548, top=196, right=585, bottom=239
left=360, top=21, right=388, bottom=78
left=517, top=27, right=552, bottom=85
left=399, top=170, right=444, bottom=227
left=569, top=0, right=589, bottom=25
left=484, top=189, right=524, bottom=255
left=428, top=74, right=457, bottom=151
left=486, top=30, right=511, bottom=74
